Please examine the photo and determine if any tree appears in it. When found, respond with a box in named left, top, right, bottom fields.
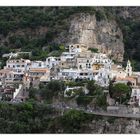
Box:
left=61, top=110, right=87, bottom=133
left=59, top=45, right=65, bottom=51
left=47, top=80, right=65, bottom=93
left=95, top=93, right=107, bottom=109
left=95, top=10, right=106, bottom=21
left=15, top=39, right=22, bottom=48
left=29, top=87, right=38, bottom=99
left=111, top=83, right=131, bottom=104
left=109, top=80, right=115, bottom=97
left=0, top=101, right=58, bottom=133
left=86, top=80, right=96, bottom=94
left=88, top=48, right=98, bottom=53
left=29, top=80, right=65, bottom=102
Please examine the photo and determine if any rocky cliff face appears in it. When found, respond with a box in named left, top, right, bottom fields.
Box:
left=87, top=118, right=140, bottom=134
left=58, top=13, right=124, bottom=62
left=1, top=7, right=140, bottom=63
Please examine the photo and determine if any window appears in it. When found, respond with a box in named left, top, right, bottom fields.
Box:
left=134, top=90, right=137, bottom=96
left=89, top=64, right=91, bottom=68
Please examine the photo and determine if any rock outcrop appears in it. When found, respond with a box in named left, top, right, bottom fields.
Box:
left=63, top=13, right=124, bottom=62
left=2, top=7, right=140, bottom=63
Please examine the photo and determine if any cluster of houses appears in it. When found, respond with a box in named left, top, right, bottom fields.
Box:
left=0, top=43, right=140, bottom=105
left=0, top=83, right=23, bottom=102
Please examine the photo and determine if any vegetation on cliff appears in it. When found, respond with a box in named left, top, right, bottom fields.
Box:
left=0, top=7, right=140, bottom=70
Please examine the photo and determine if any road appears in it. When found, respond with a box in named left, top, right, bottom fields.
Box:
left=50, top=103, right=140, bottom=120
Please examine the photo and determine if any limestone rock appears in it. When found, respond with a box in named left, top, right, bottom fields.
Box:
left=57, top=13, right=124, bottom=62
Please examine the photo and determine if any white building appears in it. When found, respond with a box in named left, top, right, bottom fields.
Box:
left=131, top=87, right=140, bottom=106
left=46, top=57, right=60, bottom=69
left=77, top=57, right=93, bottom=70
left=64, top=86, right=82, bottom=97
left=58, top=68, right=94, bottom=81
left=4, top=59, right=31, bottom=82
left=29, top=68, right=50, bottom=82
left=77, top=70, right=94, bottom=80
left=125, top=60, right=132, bottom=76
left=30, top=61, right=46, bottom=68
left=2, top=52, right=18, bottom=58
left=2, top=52, right=31, bottom=59
left=68, top=44, right=88, bottom=53
left=64, top=85, right=89, bottom=97
left=94, top=67, right=110, bottom=87
left=4, top=59, right=31, bottom=74
left=60, top=52, right=76, bottom=62
left=58, top=69, right=78, bottom=80
left=0, top=69, right=15, bottom=83
left=92, top=53, right=112, bottom=65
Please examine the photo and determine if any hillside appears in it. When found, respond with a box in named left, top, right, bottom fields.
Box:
left=0, top=7, right=140, bottom=69
left=0, top=101, right=140, bottom=134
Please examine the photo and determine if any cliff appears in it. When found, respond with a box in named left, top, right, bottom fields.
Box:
left=56, top=13, right=124, bottom=62
left=0, top=7, right=140, bottom=65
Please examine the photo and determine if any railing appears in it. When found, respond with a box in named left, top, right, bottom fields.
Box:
left=50, top=103, right=140, bottom=119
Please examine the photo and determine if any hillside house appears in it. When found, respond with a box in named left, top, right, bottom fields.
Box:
left=77, top=57, right=93, bottom=70
left=4, top=59, right=31, bottom=74
left=0, top=69, right=23, bottom=84
left=29, top=68, right=50, bottom=81
left=68, top=44, right=88, bottom=53
left=46, top=57, right=60, bottom=69
left=30, top=61, right=46, bottom=69
left=129, top=87, right=140, bottom=106
left=58, top=69, right=78, bottom=80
